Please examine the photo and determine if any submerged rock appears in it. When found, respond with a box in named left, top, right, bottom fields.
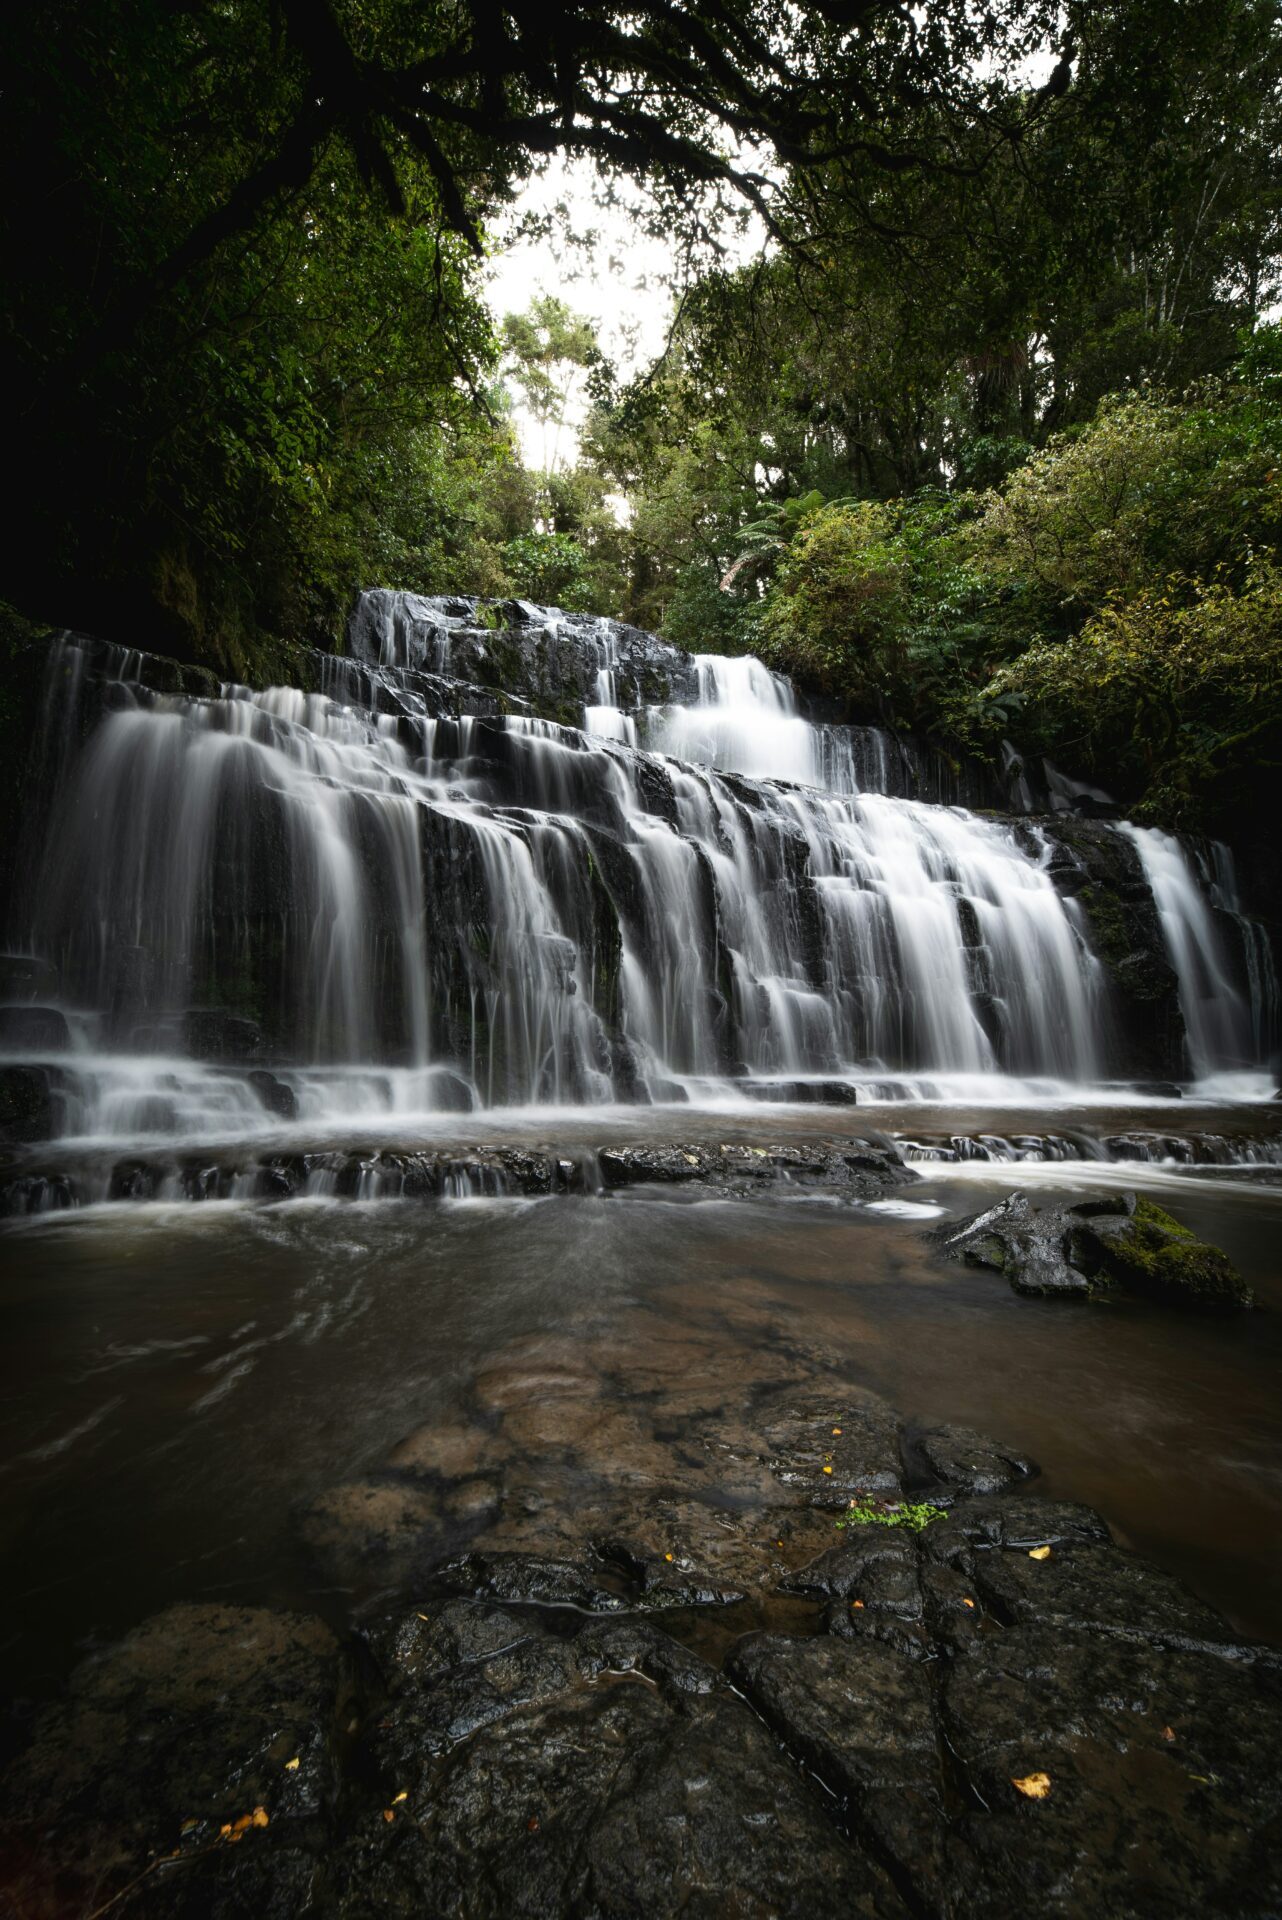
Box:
left=936, top=1188, right=1252, bottom=1310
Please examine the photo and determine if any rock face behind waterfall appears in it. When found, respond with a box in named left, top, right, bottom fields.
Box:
left=0, top=594, right=1275, bottom=1168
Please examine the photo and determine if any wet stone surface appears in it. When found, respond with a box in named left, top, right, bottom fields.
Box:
left=937, top=1186, right=1254, bottom=1310
left=0, top=1134, right=913, bottom=1215
left=3, top=1370, right=1280, bottom=1919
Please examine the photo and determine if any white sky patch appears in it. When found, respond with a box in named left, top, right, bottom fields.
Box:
left=484, top=154, right=766, bottom=466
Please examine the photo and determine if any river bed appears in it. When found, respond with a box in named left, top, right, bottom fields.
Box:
left=3, top=1105, right=1281, bottom=1713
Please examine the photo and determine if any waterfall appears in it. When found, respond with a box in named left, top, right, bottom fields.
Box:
left=1121, top=825, right=1275, bottom=1085
left=0, top=620, right=1273, bottom=1159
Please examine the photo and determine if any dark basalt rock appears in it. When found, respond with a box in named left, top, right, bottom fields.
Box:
left=596, top=1138, right=910, bottom=1199
left=4, top=1401, right=1281, bottom=1920
left=0, top=1004, right=70, bottom=1051
left=0, top=1062, right=66, bottom=1143
left=936, top=1187, right=1252, bottom=1310
left=345, top=590, right=702, bottom=723
left=0, top=952, right=61, bottom=1000
left=727, top=1634, right=950, bottom=1911
left=741, top=1077, right=861, bottom=1105
left=1038, top=817, right=1188, bottom=1080
left=1069, top=1193, right=1253, bottom=1310
left=0, top=1603, right=342, bottom=1917
left=343, top=1604, right=904, bottom=1920
left=427, top=1549, right=632, bottom=1614
left=936, top=1190, right=1093, bottom=1296
left=942, top=1624, right=1282, bottom=1918
left=183, top=1007, right=263, bottom=1064
left=761, top=1391, right=905, bottom=1505
left=248, top=1067, right=298, bottom=1119
left=909, top=1422, right=1038, bottom=1498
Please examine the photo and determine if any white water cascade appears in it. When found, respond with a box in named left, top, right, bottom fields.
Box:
left=0, top=613, right=1273, bottom=1169
left=1123, top=825, right=1277, bottom=1089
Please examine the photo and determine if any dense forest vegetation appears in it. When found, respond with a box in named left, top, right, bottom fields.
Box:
left=2, top=0, right=1279, bottom=820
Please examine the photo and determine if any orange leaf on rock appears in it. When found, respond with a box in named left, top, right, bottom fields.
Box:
left=1028, top=1545, right=1052, bottom=1561
left=1012, top=1772, right=1051, bottom=1800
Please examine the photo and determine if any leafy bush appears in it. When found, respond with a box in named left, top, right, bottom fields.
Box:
left=982, top=558, right=1282, bottom=820
left=760, top=501, right=911, bottom=702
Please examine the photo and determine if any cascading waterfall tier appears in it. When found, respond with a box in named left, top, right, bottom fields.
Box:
left=0, top=603, right=1275, bottom=1162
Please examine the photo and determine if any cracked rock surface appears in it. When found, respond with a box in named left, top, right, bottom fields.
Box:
left=3, top=1370, right=1279, bottom=1920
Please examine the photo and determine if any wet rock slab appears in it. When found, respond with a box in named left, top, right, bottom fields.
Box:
left=4, top=1389, right=1280, bottom=1918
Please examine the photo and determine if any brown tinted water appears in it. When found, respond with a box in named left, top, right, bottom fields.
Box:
left=2, top=1136, right=1281, bottom=1706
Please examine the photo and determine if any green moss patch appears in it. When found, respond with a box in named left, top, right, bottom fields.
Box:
left=1077, top=1197, right=1253, bottom=1312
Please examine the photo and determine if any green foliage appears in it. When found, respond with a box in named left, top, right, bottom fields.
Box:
left=971, top=379, right=1282, bottom=626
left=758, top=493, right=990, bottom=727
left=834, top=1499, right=946, bottom=1532
left=737, top=334, right=1282, bottom=816
left=984, top=558, right=1282, bottom=822
left=502, top=533, right=594, bottom=608
left=762, top=501, right=911, bottom=700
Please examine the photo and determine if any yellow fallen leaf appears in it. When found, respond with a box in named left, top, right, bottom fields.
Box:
left=775, top=1539, right=784, bottom=1548
left=664, top=1552, right=674, bottom=1562
left=851, top=1599, right=865, bottom=1609
left=218, top=1824, right=233, bottom=1839
left=822, top=1465, right=833, bottom=1475
left=962, top=1597, right=976, bottom=1609
left=393, top=1791, right=408, bottom=1804
left=285, top=1757, right=300, bottom=1771
left=1028, top=1545, right=1052, bottom=1561
left=1012, top=1772, right=1051, bottom=1800
left=832, top=1427, right=843, bottom=1436
left=416, top=1612, right=430, bottom=1622
left=251, top=1808, right=269, bottom=1829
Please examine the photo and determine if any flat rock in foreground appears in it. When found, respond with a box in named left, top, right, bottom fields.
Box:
left=2, top=1404, right=1279, bottom=1919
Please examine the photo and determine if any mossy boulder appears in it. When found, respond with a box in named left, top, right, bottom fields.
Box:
left=1069, top=1195, right=1253, bottom=1312
left=939, top=1188, right=1253, bottom=1312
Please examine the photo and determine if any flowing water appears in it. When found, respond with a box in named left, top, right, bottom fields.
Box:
left=1, top=602, right=1280, bottom=1696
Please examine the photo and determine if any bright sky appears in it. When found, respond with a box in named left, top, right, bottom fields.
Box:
left=484, top=155, right=767, bottom=465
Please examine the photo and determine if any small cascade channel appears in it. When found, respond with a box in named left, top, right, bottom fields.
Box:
left=0, top=594, right=1277, bottom=1208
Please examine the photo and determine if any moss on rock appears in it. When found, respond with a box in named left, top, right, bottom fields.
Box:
left=1071, top=1196, right=1253, bottom=1311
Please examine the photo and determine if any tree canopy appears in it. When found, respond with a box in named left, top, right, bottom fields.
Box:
left=2, top=0, right=1280, bottom=825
